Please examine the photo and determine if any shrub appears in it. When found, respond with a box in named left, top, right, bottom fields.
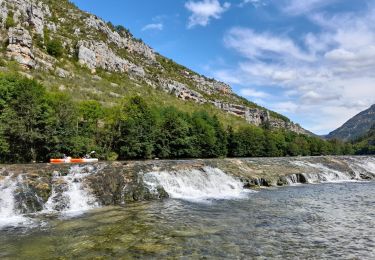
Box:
left=0, top=58, right=6, bottom=67
left=46, top=39, right=64, bottom=58
left=5, top=12, right=15, bottom=29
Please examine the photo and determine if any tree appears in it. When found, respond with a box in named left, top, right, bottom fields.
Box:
left=115, top=96, right=157, bottom=159
left=230, top=126, right=265, bottom=157
left=190, top=111, right=220, bottom=158
left=43, top=92, right=79, bottom=158
left=0, top=74, right=49, bottom=162
left=154, top=107, right=193, bottom=158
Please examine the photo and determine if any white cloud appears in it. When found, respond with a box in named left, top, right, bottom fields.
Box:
left=185, top=0, right=230, bottom=28
left=142, top=23, right=163, bottom=31
left=240, top=88, right=269, bottom=98
left=283, top=0, right=339, bottom=15
left=271, top=101, right=299, bottom=113
left=216, top=8, right=375, bottom=134
left=224, top=27, right=314, bottom=61
left=239, top=0, right=266, bottom=8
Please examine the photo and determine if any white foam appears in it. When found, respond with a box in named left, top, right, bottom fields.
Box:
left=293, top=161, right=353, bottom=183
left=143, top=167, right=252, bottom=203
left=0, top=175, right=33, bottom=229
left=44, top=166, right=98, bottom=217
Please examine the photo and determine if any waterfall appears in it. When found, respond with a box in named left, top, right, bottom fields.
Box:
left=44, top=165, right=98, bottom=216
left=143, top=167, right=251, bottom=202
left=285, top=174, right=305, bottom=185
left=347, top=157, right=375, bottom=179
left=293, top=161, right=354, bottom=183
left=0, top=175, right=32, bottom=229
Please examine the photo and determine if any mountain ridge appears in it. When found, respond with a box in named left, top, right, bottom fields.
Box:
left=0, top=0, right=311, bottom=134
left=327, top=104, right=375, bottom=141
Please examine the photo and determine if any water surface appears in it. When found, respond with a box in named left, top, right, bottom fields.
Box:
left=1, top=182, right=374, bottom=259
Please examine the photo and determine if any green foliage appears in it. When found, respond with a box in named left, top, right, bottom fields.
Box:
left=115, top=96, right=157, bottom=159
left=46, top=39, right=64, bottom=58
left=352, top=124, right=375, bottom=155
left=0, top=73, right=360, bottom=163
left=154, top=107, right=193, bottom=158
left=228, top=126, right=265, bottom=157
left=5, top=12, right=15, bottom=29
left=0, top=74, right=49, bottom=162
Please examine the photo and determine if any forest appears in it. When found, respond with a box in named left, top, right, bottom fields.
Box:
left=0, top=73, right=366, bottom=163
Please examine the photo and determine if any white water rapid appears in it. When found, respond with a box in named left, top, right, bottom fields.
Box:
left=347, top=157, right=375, bottom=179
left=44, top=165, right=98, bottom=216
left=293, top=161, right=353, bottom=183
left=143, top=167, right=251, bottom=202
left=0, top=175, right=32, bottom=229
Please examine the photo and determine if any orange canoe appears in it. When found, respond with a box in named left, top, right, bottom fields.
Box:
left=50, top=158, right=98, bottom=164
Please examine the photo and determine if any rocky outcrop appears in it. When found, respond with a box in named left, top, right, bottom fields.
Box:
left=269, top=119, right=309, bottom=135
left=0, top=1, right=7, bottom=27
left=212, top=102, right=269, bottom=125
left=0, top=156, right=374, bottom=214
left=85, top=15, right=156, bottom=62
left=159, top=78, right=206, bottom=103
left=77, top=40, right=145, bottom=77
left=188, top=73, right=232, bottom=95
left=5, top=0, right=51, bottom=36
left=6, top=27, right=35, bottom=68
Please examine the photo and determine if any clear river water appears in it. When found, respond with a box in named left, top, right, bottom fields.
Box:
left=1, top=181, right=375, bottom=259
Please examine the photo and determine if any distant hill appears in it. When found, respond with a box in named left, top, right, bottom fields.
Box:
left=327, top=105, right=375, bottom=141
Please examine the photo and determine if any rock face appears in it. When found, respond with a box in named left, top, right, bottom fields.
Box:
left=77, top=40, right=145, bottom=77
left=189, top=73, right=232, bottom=95
left=159, top=78, right=206, bottom=103
left=327, top=104, right=375, bottom=141
left=85, top=15, right=156, bottom=62
left=0, top=1, right=7, bottom=27
left=5, top=0, right=51, bottom=36
left=6, top=27, right=35, bottom=68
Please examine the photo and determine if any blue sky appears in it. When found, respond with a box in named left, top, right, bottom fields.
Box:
left=71, top=0, right=375, bottom=135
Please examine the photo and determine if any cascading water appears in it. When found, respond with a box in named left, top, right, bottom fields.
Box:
left=284, top=174, right=305, bottom=185
left=293, top=161, right=354, bottom=183
left=44, top=165, right=99, bottom=216
left=143, top=167, right=252, bottom=202
left=0, top=175, right=32, bottom=228
left=347, top=157, right=375, bottom=179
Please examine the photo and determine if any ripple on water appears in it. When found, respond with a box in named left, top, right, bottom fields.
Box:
left=1, top=182, right=375, bottom=258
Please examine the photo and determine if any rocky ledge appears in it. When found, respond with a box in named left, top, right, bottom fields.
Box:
left=0, top=156, right=374, bottom=214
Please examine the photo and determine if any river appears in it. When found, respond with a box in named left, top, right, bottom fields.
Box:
left=0, top=182, right=375, bottom=258
left=0, top=157, right=375, bottom=258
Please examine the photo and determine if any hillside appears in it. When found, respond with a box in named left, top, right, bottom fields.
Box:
left=0, top=0, right=309, bottom=134
left=327, top=105, right=375, bottom=141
